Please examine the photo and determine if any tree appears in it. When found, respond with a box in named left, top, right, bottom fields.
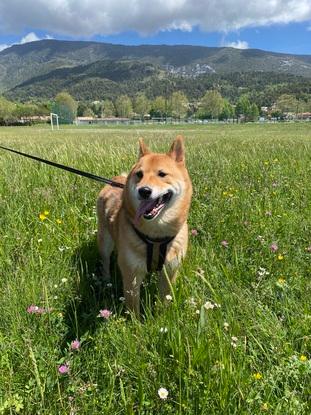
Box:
left=102, top=100, right=116, bottom=117
left=249, top=103, right=259, bottom=121
left=150, top=96, right=166, bottom=118
left=134, top=93, right=150, bottom=120
left=235, top=95, right=251, bottom=121
left=198, top=90, right=224, bottom=119
left=14, top=103, right=42, bottom=120
left=276, top=94, right=298, bottom=114
left=235, top=96, right=260, bottom=122
left=171, top=91, right=188, bottom=119
left=83, top=108, right=95, bottom=117
left=91, top=101, right=103, bottom=117
left=115, top=95, right=133, bottom=118
left=77, top=102, right=88, bottom=117
left=53, top=92, right=77, bottom=124
left=0, top=97, right=15, bottom=124
left=219, top=99, right=234, bottom=121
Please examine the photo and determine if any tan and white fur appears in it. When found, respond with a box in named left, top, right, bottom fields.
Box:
left=97, top=136, right=192, bottom=315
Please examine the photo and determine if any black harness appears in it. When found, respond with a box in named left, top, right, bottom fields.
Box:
left=132, top=225, right=175, bottom=272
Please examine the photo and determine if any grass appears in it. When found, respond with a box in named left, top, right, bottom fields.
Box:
left=0, top=123, right=310, bottom=414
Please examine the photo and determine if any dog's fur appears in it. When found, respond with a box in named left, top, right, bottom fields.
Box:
left=97, top=136, right=192, bottom=315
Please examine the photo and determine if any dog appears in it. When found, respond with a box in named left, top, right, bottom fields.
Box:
left=97, top=136, right=192, bottom=315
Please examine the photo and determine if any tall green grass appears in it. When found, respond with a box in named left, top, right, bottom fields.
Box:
left=0, top=123, right=310, bottom=414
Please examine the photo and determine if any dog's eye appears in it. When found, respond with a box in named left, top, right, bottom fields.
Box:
left=136, top=170, right=143, bottom=179
left=158, top=171, right=167, bottom=178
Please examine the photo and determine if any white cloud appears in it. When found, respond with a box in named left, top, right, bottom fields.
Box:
left=0, top=1, right=310, bottom=37
left=20, top=32, right=40, bottom=44
left=0, top=44, right=9, bottom=51
left=0, top=32, right=53, bottom=52
left=165, top=21, right=193, bottom=32
left=226, top=40, right=249, bottom=49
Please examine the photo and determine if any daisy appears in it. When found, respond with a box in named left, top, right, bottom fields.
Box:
left=158, top=387, right=168, bottom=400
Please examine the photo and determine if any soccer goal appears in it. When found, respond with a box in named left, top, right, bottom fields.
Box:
left=50, top=113, right=60, bottom=130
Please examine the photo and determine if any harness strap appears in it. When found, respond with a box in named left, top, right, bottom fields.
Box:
left=132, top=225, right=175, bottom=272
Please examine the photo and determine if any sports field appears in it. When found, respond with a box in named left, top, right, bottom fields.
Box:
left=0, top=123, right=310, bottom=414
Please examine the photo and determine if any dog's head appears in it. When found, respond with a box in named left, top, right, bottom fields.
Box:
left=124, top=136, right=192, bottom=233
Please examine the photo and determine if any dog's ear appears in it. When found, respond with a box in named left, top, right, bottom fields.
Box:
left=168, top=135, right=185, bottom=163
left=138, top=138, right=150, bottom=158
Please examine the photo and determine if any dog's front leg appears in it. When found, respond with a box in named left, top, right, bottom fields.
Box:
left=157, top=250, right=181, bottom=301
left=97, top=225, right=114, bottom=281
left=158, top=267, right=178, bottom=301
left=118, top=259, right=144, bottom=316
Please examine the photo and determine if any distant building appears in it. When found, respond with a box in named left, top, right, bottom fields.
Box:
left=75, top=117, right=130, bottom=125
left=21, top=115, right=50, bottom=123
left=297, top=112, right=311, bottom=120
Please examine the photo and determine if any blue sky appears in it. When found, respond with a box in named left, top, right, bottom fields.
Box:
left=96, top=23, right=311, bottom=55
left=0, top=0, right=310, bottom=55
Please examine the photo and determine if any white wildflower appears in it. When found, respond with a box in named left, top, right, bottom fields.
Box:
left=187, top=297, right=197, bottom=307
left=231, top=336, right=238, bottom=348
left=258, top=267, right=270, bottom=277
left=204, top=301, right=215, bottom=310
left=223, top=322, right=229, bottom=331
left=158, top=387, right=169, bottom=400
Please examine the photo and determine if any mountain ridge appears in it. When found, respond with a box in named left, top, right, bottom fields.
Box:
left=1, top=39, right=311, bottom=102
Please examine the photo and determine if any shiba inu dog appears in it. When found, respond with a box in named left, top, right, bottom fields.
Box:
left=97, top=136, right=192, bottom=315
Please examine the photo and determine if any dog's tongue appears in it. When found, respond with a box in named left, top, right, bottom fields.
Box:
left=134, top=199, right=157, bottom=225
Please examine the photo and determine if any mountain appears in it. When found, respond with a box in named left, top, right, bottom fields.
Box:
left=4, top=59, right=160, bottom=101
left=0, top=39, right=311, bottom=101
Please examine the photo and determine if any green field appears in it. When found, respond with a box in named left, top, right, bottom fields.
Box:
left=0, top=123, right=310, bottom=414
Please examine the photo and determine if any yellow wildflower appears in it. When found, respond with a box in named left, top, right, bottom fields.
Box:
left=277, top=254, right=284, bottom=261
left=253, top=372, right=263, bottom=380
left=39, top=213, right=47, bottom=221
left=56, top=219, right=62, bottom=224
left=44, top=210, right=49, bottom=216
left=299, top=355, right=307, bottom=362
left=278, top=277, right=285, bottom=284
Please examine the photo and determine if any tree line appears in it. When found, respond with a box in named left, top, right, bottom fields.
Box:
left=1, top=89, right=311, bottom=125
left=60, top=90, right=311, bottom=123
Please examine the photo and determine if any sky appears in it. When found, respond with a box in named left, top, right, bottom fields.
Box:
left=0, top=0, right=310, bottom=55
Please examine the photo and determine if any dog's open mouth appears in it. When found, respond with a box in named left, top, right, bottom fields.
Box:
left=135, top=190, right=173, bottom=223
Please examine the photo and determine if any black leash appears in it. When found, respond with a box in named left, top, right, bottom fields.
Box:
left=0, top=144, right=125, bottom=188
left=0, top=144, right=176, bottom=272
left=132, top=225, right=175, bottom=272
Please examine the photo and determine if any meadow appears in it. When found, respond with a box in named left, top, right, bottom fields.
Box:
left=0, top=123, right=310, bottom=414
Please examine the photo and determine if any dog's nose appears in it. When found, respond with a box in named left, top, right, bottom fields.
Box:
left=138, top=186, right=152, bottom=199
